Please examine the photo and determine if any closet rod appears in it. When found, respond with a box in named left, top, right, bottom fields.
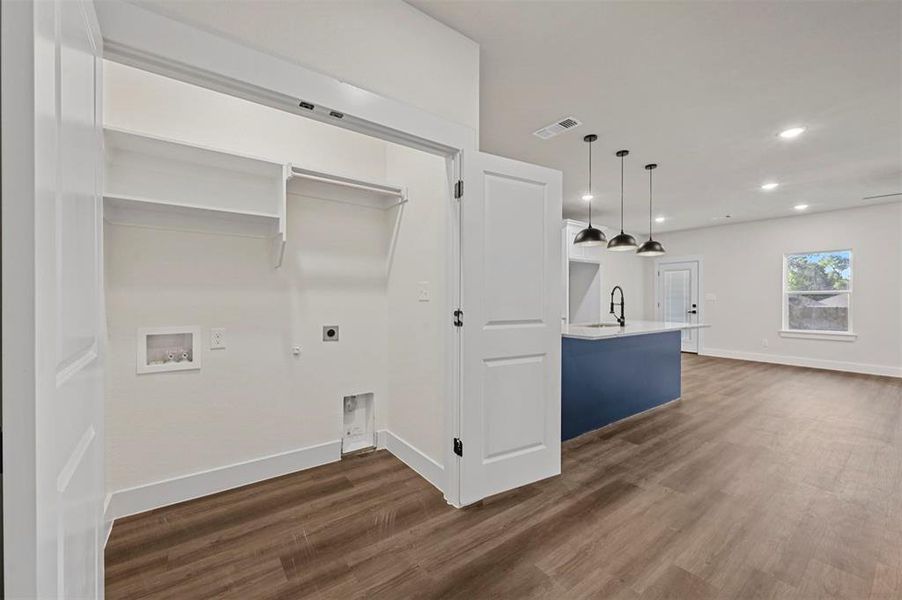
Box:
left=289, top=168, right=404, bottom=198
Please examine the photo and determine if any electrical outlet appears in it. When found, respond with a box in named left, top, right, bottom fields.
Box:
left=762, top=337, right=769, bottom=348
left=323, top=326, right=339, bottom=342
left=418, top=281, right=430, bottom=302
left=211, top=327, right=226, bottom=349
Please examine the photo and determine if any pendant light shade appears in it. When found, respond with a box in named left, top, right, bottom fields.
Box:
left=574, top=135, right=607, bottom=247
left=573, top=225, right=606, bottom=246
left=636, top=239, right=665, bottom=255
left=608, top=232, right=639, bottom=250
left=607, top=149, right=638, bottom=251
left=637, top=163, right=666, bottom=256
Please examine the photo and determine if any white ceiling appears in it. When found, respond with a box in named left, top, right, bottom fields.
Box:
left=409, top=1, right=901, bottom=233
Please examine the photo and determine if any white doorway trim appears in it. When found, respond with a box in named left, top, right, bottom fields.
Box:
left=654, top=255, right=705, bottom=353
left=1, top=2, right=40, bottom=595
left=96, top=1, right=475, bottom=156
left=94, top=0, right=477, bottom=507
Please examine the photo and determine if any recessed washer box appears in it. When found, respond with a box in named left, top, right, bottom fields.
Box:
left=137, top=326, right=202, bottom=374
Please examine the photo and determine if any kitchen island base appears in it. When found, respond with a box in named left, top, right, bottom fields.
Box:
left=562, top=329, right=681, bottom=440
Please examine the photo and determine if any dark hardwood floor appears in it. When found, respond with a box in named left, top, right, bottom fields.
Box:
left=106, top=355, right=902, bottom=599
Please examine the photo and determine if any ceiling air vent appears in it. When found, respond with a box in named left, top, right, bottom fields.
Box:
left=533, top=116, right=582, bottom=140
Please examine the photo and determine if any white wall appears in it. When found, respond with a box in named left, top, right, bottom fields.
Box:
left=645, top=203, right=902, bottom=376
left=385, top=145, right=449, bottom=463
left=104, top=61, right=388, bottom=180
left=105, top=208, right=389, bottom=491
left=104, top=64, right=448, bottom=499
left=126, top=0, right=480, bottom=132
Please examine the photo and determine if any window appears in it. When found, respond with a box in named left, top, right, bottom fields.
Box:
left=782, top=250, right=852, bottom=335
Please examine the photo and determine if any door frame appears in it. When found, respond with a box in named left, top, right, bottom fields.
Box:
left=95, top=0, right=478, bottom=507
left=2, top=1, right=40, bottom=594
left=654, top=255, right=705, bottom=354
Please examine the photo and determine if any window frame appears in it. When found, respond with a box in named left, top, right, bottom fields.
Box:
left=781, top=249, right=855, bottom=339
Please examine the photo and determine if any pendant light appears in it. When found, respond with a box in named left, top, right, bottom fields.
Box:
left=607, top=149, right=638, bottom=251
left=573, top=134, right=606, bottom=246
left=637, top=163, right=666, bottom=256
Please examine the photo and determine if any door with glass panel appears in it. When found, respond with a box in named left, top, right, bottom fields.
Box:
left=657, top=260, right=700, bottom=353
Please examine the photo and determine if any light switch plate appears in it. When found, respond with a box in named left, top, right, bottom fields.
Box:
left=211, top=327, right=226, bottom=349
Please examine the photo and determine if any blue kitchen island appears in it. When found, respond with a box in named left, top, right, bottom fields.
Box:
left=561, top=321, right=707, bottom=441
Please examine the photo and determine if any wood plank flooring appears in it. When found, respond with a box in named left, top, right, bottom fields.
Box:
left=106, top=355, right=902, bottom=599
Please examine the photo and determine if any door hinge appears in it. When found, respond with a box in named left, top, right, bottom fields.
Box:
left=454, top=180, right=463, bottom=199
left=453, top=437, right=463, bottom=457
left=453, top=309, right=463, bottom=327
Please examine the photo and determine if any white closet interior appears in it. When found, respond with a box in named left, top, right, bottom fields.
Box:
left=102, top=61, right=449, bottom=518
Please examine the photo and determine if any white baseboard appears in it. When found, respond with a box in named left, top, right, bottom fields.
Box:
left=105, top=439, right=341, bottom=522
left=103, top=518, right=115, bottom=548
left=377, top=429, right=445, bottom=493
left=103, top=431, right=447, bottom=529
left=701, top=347, right=902, bottom=378
left=103, top=493, right=114, bottom=548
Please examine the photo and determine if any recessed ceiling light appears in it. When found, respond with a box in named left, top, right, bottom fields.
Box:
left=779, top=127, right=806, bottom=139
left=794, top=204, right=809, bottom=211
left=655, top=216, right=666, bottom=223
left=582, top=193, right=594, bottom=201
left=761, top=182, right=779, bottom=191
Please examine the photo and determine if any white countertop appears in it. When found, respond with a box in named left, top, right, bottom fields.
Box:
left=562, top=320, right=709, bottom=341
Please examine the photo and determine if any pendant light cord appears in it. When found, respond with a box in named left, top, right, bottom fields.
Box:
left=587, top=139, right=593, bottom=226
left=620, top=153, right=625, bottom=233
left=648, top=167, right=653, bottom=236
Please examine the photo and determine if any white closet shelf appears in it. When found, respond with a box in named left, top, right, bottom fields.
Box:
left=287, top=166, right=407, bottom=210
left=105, top=128, right=283, bottom=178
left=104, top=195, right=281, bottom=239
left=103, top=128, right=287, bottom=248
left=102, top=129, right=408, bottom=267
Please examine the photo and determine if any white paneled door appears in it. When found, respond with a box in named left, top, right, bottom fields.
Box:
left=2, top=0, right=106, bottom=597
left=657, top=260, right=700, bottom=353
left=460, top=152, right=562, bottom=506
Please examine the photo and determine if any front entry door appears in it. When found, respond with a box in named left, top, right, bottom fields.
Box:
left=459, top=152, right=562, bottom=506
left=657, top=260, right=700, bottom=353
